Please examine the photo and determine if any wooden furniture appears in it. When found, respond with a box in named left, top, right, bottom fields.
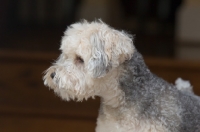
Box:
left=0, top=50, right=200, bottom=132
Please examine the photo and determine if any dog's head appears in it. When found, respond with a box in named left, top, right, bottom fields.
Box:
left=43, top=20, right=135, bottom=101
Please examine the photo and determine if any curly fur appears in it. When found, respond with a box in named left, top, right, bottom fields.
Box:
left=43, top=20, right=200, bottom=132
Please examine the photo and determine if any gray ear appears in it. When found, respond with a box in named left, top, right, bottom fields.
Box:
left=87, top=25, right=134, bottom=78
left=87, top=33, right=111, bottom=78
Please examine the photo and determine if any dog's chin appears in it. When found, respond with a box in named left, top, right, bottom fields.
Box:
left=44, top=72, right=95, bottom=101
left=44, top=78, right=56, bottom=90
left=45, top=82, right=92, bottom=101
left=53, top=88, right=75, bottom=101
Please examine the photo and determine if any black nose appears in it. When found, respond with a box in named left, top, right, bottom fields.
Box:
left=50, top=72, right=56, bottom=79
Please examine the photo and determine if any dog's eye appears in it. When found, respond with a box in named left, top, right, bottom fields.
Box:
left=76, top=56, right=84, bottom=64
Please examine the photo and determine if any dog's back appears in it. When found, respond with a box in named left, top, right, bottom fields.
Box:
left=178, top=91, right=200, bottom=131
left=119, top=51, right=200, bottom=132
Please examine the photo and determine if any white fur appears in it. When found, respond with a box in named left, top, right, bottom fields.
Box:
left=96, top=106, right=168, bottom=132
left=44, top=20, right=134, bottom=102
left=175, top=78, right=193, bottom=93
left=43, top=20, right=170, bottom=132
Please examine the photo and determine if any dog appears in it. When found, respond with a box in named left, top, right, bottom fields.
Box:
left=43, top=20, right=200, bottom=132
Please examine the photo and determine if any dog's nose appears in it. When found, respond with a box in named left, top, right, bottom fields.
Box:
left=50, top=72, right=56, bottom=79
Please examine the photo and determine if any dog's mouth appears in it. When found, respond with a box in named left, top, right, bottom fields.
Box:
left=43, top=71, right=87, bottom=101
left=44, top=69, right=77, bottom=89
left=43, top=65, right=92, bottom=101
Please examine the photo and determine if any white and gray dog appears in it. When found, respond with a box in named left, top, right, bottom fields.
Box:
left=43, top=20, right=200, bottom=132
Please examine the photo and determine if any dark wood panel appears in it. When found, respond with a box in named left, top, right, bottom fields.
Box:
left=146, top=58, right=200, bottom=94
left=0, top=57, right=100, bottom=118
left=0, top=117, right=96, bottom=132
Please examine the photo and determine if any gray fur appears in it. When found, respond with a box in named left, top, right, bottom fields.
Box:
left=88, top=33, right=111, bottom=78
left=119, top=51, right=200, bottom=132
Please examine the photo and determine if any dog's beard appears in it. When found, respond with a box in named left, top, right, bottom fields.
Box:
left=44, top=65, right=95, bottom=101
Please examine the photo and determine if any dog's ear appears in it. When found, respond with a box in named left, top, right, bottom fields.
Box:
left=88, top=27, right=134, bottom=78
left=107, top=29, right=135, bottom=67
left=87, top=33, right=111, bottom=78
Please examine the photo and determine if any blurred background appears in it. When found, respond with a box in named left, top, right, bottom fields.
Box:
left=0, top=0, right=200, bottom=132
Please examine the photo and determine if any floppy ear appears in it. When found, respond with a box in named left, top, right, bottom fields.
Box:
left=88, top=27, right=134, bottom=78
left=87, top=33, right=111, bottom=78
left=107, top=29, right=135, bottom=67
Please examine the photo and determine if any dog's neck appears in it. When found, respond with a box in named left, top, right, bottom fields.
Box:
left=97, top=66, right=125, bottom=108
left=97, top=51, right=151, bottom=108
left=97, top=51, right=158, bottom=108
left=119, top=51, right=176, bottom=106
left=119, top=51, right=155, bottom=102
left=99, top=86, right=125, bottom=108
